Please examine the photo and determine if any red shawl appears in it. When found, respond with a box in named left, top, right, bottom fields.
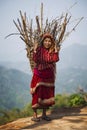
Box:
left=30, top=46, right=59, bottom=108
left=33, top=46, right=59, bottom=71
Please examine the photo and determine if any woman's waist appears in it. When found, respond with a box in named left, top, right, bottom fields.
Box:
left=34, top=68, right=54, bottom=78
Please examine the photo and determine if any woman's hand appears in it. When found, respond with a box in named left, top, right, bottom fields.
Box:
left=55, top=44, right=61, bottom=52
left=33, top=40, right=38, bottom=53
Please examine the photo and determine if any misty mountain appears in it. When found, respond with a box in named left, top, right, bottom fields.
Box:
left=0, top=66, right=32, bottom=110
left=58, top=44, right=87, bottom=69
left=0, top=44, right=87, bottom=110
left=0, top=66, right=87, bottom=110
left=0, top=61, right=31, bottom=74
left=55, top=44, right=87, bottom=93
left=56, top=67, right=87, bottom=94
left=0, top=44, right=87, bottom=73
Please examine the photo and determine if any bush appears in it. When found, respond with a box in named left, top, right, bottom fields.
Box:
left=68, top=93, right=86, bottom=107
left=21, top=103, right=33, bottom=117
left=0, top=105, right=33, bottom=125
left=0, top=93, right=87, bottom=125
left=52, top=94, right=69, bottom=109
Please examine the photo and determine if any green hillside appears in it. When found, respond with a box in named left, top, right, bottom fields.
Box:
left=56, top=67, right=87, bottom=93
left=0, top=66, right=31, bottom=110
left=0, top=65, right=87, bottom=110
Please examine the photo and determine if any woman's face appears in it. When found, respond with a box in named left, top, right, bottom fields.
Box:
left=43, top=37, right=52, bottom=49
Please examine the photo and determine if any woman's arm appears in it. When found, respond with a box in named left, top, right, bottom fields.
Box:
left=45, top=44, right=60, bottom=63
left=33, top=47, right=60, bottom=63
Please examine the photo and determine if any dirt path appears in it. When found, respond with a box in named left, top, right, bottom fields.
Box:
left=0, top=107, right=87, bottom=130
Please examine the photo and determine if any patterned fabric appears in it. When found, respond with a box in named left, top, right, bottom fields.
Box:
left=31, top=71, right=55, bottom=109
left=33, top=46, right=59, bottom=70
left=30, top=46, right=59, bottom=109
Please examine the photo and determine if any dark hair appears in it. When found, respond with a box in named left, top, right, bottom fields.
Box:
left=40, top=33, right=55, bottom=52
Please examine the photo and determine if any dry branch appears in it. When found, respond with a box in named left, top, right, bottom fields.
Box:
left=6, top=3, right=84, bottom=72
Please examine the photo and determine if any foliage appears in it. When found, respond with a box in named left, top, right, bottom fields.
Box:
left=0, top=108, right=21, bottom=125
left=21, top=103, right=33, bottom=117
left=1, top=65, right=87, bottom=111
left=51, top=93, right=87, bottom=110
left=68, top=93, right=87, bottom=107
left=53, top=94, right=69, bottom=108
left=0, top=93, right=87, bottom=126
left=0, top=104, right=33, bottom=125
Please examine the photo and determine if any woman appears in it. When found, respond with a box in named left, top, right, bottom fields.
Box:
left=30, top=33, right=60, bottom=121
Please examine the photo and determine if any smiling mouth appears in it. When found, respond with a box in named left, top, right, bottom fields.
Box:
left=45, top=46, right=50, bottom=49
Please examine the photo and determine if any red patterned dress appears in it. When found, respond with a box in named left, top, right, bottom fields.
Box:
left=30, top=46, right=59, bottom=109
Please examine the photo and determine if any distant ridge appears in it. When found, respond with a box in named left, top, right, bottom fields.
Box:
left=0, top=66, right=31, bottom=110
left=0, top=44, right=87, bottom=109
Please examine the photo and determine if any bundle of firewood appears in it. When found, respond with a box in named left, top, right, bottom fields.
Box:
left=6, top=3, right=83, bottom=72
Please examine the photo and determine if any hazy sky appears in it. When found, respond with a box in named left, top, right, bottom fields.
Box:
left=0, top=0, right=87, bottom=62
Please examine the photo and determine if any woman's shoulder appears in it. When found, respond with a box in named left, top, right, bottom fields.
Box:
left=36, top=46, right=42, bottom=50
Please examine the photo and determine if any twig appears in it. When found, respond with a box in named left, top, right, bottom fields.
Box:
left=5, top=33, right=20, bottom=39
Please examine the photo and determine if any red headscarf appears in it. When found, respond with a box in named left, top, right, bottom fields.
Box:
left=41, top=33, right=55, bottom=53
left=41, top=33, right=54, bottom=42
